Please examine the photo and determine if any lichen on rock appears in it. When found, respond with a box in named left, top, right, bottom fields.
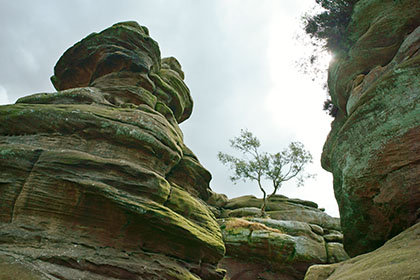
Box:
left=209, top=194, right=348, bottom=280
left=304, top=222, right=420, bottom=280
left=0, top=21, right=224, bottom=280
left=322, top=0, right=420, bottom=257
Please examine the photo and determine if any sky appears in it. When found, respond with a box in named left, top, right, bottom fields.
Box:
left=0, top=0, right=339, bottom=217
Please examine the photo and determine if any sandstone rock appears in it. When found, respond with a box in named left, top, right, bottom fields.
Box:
left=50, top=21, right=192, bottom=123
left=322, top=0, right=420, bottom=256
left=224, top=194, right=318, bottom=210
left=267, top=209, right=340, bottom=231
left=222, top=195, right=340, bottom=230
left=218, top=258, right=297, bottom=280
left=220, top=207, right=262, bottom=218
left=0, top=255, right=46, bottom=280
left=327, top=0, right=420, bottom=112
left=207, top=190, right=229, bottom=208
left=326, top=243, right=349, bottom=264
left=51, top=22, right=160, bottom=92
left=249, top=218, right=324, bottom=242
left=304, top=222, right=420, bottom=280
left=166, top=146, right=212, bottom=200
left=310, top=224, right=324, bottom=236
left=217, top=196, right=348, bottom=279
left=219, top=218, right=327, bottom=280
left=0, top=21, right=224, bottom=279
left=323, top=230, right=343, bottom=243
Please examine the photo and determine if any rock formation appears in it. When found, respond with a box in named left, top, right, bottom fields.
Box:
left=208, top=194, right=348, bottom=280
left=7, top=4, right=419, bottom=276
left=0, top=21, right=225, bottom=280
left=321, top=0, right=420, bottom=256
left=304, top=222, right=420, bottom=280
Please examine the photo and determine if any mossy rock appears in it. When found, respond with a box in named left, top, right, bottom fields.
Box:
left=305, top=223, right=420, bottom=279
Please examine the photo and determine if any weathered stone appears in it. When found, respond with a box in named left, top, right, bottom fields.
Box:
left=310, top=224, right=324, bottom=236
left=327, top=0, right=420, bottom=112
left=0, top=21, right=224, bottom=279
left=326, top=242, right=349, bottom=264
left=51, top=22, right=160, bottom=91
left=166, top=146, right=212, bottom=200
left=50, top=21, right=192, bottom=124
left=323, top=230, right=343, bottom=243
left=248, top=218, right=324, bottom=243
left=150, top=63, right=193, bottom=123
left=0, top=255, right=47, bottom=280
left=207, top=190, right=228, bottom=208
left=219, top=218, right=327, bottom=280
left=267, top=209, right=341, bottom=231
left=220, top=207, right=262, bottom=218
left=0, top=244, right=227, bottom=280
left=218, top=257, right=297, bottom=280
left=208, top=205, right=222, bottom=218
left=221, top=195, right=341, bottom=231
left=224, top=194, right=318, bottom=210
left=305, top=222, right=420, bottom=280
left=322, top=0, right=420, bottom=256
left=217, top=196, right=346, bottom=280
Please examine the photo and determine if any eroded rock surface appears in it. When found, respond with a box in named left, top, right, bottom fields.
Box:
left=304, top=222, right=420, bottom=280
left=209, top=195, right=348, bottom=280
left=0, top=21, right=225, bottom=280
left=322, top=0, right=420, bottom=256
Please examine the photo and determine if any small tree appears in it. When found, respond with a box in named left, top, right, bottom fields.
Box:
left=218, top=129, right=314, bottom=216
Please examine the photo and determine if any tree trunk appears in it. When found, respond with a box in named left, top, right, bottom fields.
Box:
left=260, top=196, right=268, bottom=217
left=257, top=178, right=267, bottom=217
left=261, top=184, right=279, bottom=217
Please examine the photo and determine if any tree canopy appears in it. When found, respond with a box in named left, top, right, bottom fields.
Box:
left=218, top=129, right=314, bottom=216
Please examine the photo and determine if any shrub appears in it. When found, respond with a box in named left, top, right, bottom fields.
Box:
left=303, top=0, right=359, bottom=52
left=323, top=98, right=339, bottom=117
left=299, top=0, right=359, bottom=116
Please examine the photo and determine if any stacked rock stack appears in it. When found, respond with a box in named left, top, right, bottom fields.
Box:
left=0, top=22, right=225, bottom=280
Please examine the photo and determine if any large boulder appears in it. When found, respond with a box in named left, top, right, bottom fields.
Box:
left=304, top=222, right=420, bottom=280
left=0, top=21, right=225, bottom=280
left=213, top=195, right=348, bottom=280
left=322, top=0, right=420, bottom=256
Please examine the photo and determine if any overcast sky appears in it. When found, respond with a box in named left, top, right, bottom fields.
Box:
left=0, top=0, right=339, bottom=217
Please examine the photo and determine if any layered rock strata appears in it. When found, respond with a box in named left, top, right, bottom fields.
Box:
left=0, top=22, right=225, bottom=279
left=322, top=0, right=420, bottom=256
left=208, top=194, right=348, bottom=280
